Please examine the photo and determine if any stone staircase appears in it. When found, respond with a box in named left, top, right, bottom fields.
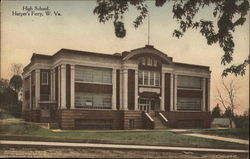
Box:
left=148, top=112, right=167, bottom=129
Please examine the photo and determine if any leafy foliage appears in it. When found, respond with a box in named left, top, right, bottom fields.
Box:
left=0, top=78, right=22, bottom=118
left=9, top=75, right=22, bottom=94
left=211, top=104, right=221, bottom=118
left=93, top=0, right=250, bottom=76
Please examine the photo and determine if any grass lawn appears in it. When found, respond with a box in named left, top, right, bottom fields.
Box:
left=0, top=122, right=248, bottom=150
left=0, top=112, right=15, bottom=119
left=192, top=128, right=249, bottom=140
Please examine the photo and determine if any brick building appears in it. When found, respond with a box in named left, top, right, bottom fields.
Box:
left=22, top=45, right=211, bottom=129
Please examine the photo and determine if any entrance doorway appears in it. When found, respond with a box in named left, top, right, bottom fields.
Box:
left=138, top=98, right=160, bottom=112
left=139, top=98, right=151, bottom=112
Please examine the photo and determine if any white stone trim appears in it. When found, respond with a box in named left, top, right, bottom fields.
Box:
left=159, top=112, right=168, bottom=122
left=174, top=74, right=178, bottom=111
left=29, top=75, right=32, bottom=110
left=134, top=70, right=139, bottom=110
left=75, top=81, right=112, bottom=85
left=160, top=72, right=165, bottom=111
left=122, top=69, right=128, bottom=110
left=23, top=63, right=51, bottom=78
left=52, top=69, right=56, bottom=101
left=139, top=87, right=160, bottom=94
left=170, top=74, right=174, bottom=111
left=202, top=78, right=206, bottom=112
left=35, top=69, right=40, bottom=109
left=207, top=78, right=211, bottom=112
left=119, top=70, right=123, bottom=110
left=60, top=64, right=66, bottom=109
left=50, top=70, right=53, bottom=100
left=174, top=70, right=210, bottom=78
left=145, top=113, right=154, bottom=122
left=112, top=69, right=117, bottom=110
left=71, top=65, right=75, bottom=109
left=52, top=59, right=122, bottom=70
left=58, top=66, right=61, bottom=109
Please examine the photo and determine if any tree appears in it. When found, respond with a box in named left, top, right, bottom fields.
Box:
left=9, top=75, right=22, bottom=100
left=216, top=79, right=239, bottom=128
left=211, top=104, right=221, bottom=118
left=93, top=0, right=250, bottom=76
left=11, top=63, right=23, bottom=76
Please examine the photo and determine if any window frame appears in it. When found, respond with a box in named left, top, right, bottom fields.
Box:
left=75, top=66, right=112, bottom=84
left=41, top=71, right=49, bottom=85
left=138, top=70, right=160, bottom=87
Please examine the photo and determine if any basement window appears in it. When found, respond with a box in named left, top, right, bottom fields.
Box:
left=129, top=119, right=135, bottom=129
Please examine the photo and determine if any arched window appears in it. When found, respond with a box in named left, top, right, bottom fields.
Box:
left=139, top=57, right=158, bottom=67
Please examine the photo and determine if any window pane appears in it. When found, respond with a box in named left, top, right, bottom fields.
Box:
left=92, top=69, right=102, bottom=83
left=155, top=72, right=160, bottom=86
left=75, top=66, right=111, bottom=84
left=150, top=72, right=154, bottom=86
left=177, top=75, right=201, bottom=88
left=103, top=97, right=112, bottom=108
left=144, top=71, right=149, bottom=85
left=41, top=72, right=48, bottom=84
left=93, top=95, right=103, bottom=107
left=153, top=59, right=157, bottom=67
left=75, top=93, right=111, bottom=109
left=75, top=93, right=93, bottom=108
left=177, top=97, right=201, bottom=110
left=138, top=71, right=143, bottom=85
left=142, top=58, right=146, bottom=65
left=147, top=58, right=152, bottom=66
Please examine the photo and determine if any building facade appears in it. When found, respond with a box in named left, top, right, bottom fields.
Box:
left=22, top=45, right=211, bottom=129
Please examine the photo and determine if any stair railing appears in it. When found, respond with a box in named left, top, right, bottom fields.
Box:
left=158, top=112, right=168, bottom=127
left=142, top=112, right=155, bottom=129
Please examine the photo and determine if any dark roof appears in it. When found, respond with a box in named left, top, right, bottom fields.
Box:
left=23, top=46, right=210, bottom=73
left=54, top=48, right=122, bottom=59
left=174, top=62, right=210, bottom=70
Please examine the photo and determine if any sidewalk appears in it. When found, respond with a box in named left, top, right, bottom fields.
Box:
left=0, top=140, right=248, bottom=153
left=183, top=133, right=249, bottom=145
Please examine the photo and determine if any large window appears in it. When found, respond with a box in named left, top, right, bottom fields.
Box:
left=177, top=97, right=201, bottom=110
left=138, top=70, right=160, bottom=87
left=75, top=66, right=112, bottom=84
left=75, top=93, right=112, bottom=109
left=177, top=75, right=201, bottom=89
left=41, top=72, right=48, bottom=85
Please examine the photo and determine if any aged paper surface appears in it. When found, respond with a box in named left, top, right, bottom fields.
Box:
left=0, top=0, right=249, bottom=158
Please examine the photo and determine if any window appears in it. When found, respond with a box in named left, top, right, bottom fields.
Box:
left=140, top=57, right=158, bottom=67
left=138, top=70, right=160, bottom=87
left=75, top=93, right=112, bottom=109
left=139, top=98, right=151, bottom=111
left=138, top=71, right=143, bottom=85
left=155, top=73, right=160, bottom=86
left=177, top=75, right=201, bottom=89
left=177, top=97, right=201, bottom=110
left=41, top=72, right=48, bottom=85
left=142, top=57, right=146, bottom=65
left=129, top=119, right=135, bottom=129
left=150, top=72, right=154, bottom=85
left=75, top=66, right=112, bottom=84
left=147, top=57, right=153, bottom=66
left=153, top=59, right=158, bottom=67
left=143, top=71, right=149, bottom=85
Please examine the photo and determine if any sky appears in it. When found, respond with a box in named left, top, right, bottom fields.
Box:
left=1, top=1, right=249, bottom=114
